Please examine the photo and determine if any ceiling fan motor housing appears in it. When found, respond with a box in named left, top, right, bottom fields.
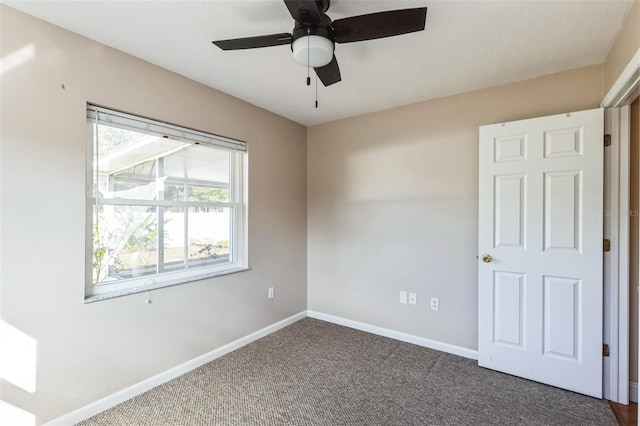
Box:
left=291, top=24, right=334, bottom=67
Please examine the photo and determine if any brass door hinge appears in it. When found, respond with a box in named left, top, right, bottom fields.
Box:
left=603, top=239, right=611, bottom=252
left=604, top=134, right=611, bottom=147
left=603, top=343, right=610, bottom=357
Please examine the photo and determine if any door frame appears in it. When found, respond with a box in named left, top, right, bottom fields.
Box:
left=601, top=46, right=640, bottom=404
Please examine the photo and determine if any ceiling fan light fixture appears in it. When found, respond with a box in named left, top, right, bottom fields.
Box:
left=292, top=35, right=334, bottom=68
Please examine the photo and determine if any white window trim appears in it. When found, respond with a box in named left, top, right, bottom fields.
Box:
left=85, top=104, right=249, bottom=303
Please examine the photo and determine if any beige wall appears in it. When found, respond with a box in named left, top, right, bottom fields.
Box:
left=631, top=96, right=640, bottom=384
left=0, top=6, right=307, bottom=424
left=307, top=65, right=603, bottom=350
left=603, top=0, right=640, bottom=96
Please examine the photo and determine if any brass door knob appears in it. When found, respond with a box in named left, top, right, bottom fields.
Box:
left=481, top=254, right=492, bottom=263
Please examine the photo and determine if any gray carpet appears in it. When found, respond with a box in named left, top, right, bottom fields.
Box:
left=78, top=318, right=617, bottom=425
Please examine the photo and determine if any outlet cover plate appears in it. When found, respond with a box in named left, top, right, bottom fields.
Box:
left=431, top=297, right=439, bottom=310
left=409, top=293, right=417, bottom=305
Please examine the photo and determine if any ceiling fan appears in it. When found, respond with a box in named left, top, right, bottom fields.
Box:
left=212, top=0, right=427, bottom=87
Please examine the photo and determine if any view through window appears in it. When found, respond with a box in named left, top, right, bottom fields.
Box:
left=86, top=105, right=247, bottom=301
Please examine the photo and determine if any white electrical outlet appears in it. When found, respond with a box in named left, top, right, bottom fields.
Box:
left=399, top=291, right=408, bottom=304
left=268, top=287, right=274, bottom=299
left=431, top=297, right=439, bottom=310
left=408, top=293, right=417, bottom=305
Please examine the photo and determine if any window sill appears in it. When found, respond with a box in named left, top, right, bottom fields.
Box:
left=84, top=266, right=251, bottom=303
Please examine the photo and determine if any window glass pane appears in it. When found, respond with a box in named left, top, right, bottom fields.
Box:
left=97, top=125, right=148, bottom=157
left=92, top=205, right=158, bottom=283
left=96, top=124, right=187, bottom=178
left=98, top=159, right=158, bottom=200
left=163, top=145, right=230, bottom=202
left=164, top=181, right=185, bottom=202
left=163, top=206, right=186, bottom=272
left=187, top=186, right=229, bottom=203
left=188, top=207, right=231, bottom=266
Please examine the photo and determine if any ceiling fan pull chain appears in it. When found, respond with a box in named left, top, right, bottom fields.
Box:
left=306, top=29, right=311, bottom=86
left=315, top=74, right=318, bottom=108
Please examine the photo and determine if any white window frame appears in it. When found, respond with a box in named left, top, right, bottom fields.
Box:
left=85, top=104, right=249, bottom=302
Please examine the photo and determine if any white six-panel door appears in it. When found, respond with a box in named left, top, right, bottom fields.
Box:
left=478, top=108, right=604, bottom=398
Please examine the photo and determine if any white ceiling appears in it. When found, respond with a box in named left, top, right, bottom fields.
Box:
left=4, top=0, right=635, bottom=126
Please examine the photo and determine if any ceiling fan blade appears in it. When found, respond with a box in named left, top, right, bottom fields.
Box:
left=212, top=33, right=292, bottom=50
left=314, top=55, right=341, bottom=87
left=283, top=0, right=322, bottom=24
left=333, top=7, right=427, bottom=44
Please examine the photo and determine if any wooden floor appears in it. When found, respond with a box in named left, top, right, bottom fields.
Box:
left=610, top=401, right=638, bottom=426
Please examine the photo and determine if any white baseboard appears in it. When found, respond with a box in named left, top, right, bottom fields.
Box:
left=631, top=381, right=638, bottom=403
left=307, top=310, right=478, bottom=360
left=43, top=311, right=307, bottom=426
left=45, top=309, right=478, bottom=425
